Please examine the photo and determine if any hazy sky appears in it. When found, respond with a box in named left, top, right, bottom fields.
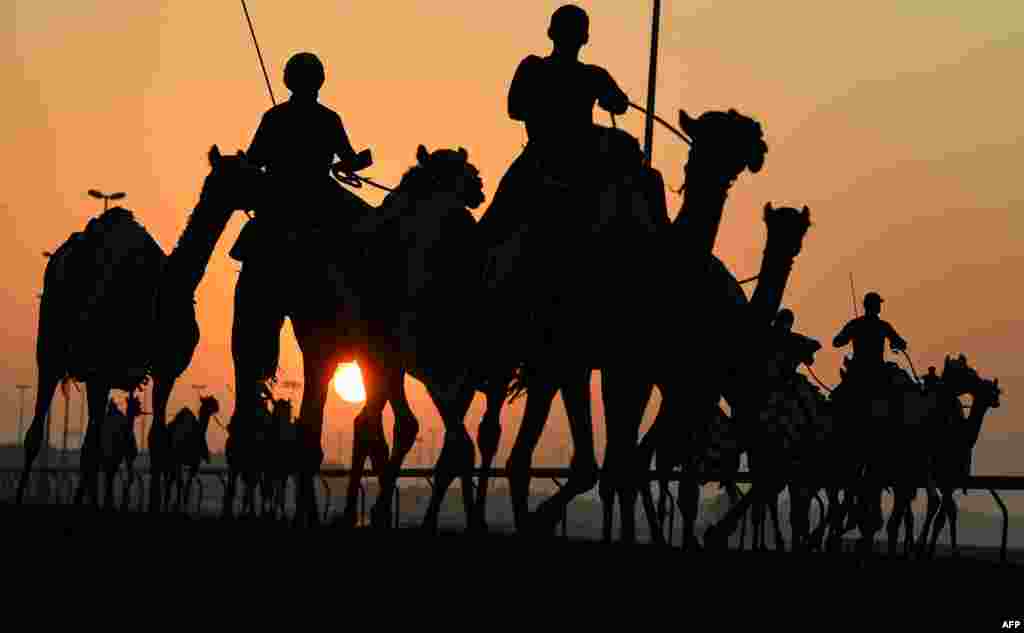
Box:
left=3, top=2, right=1022, bottom=479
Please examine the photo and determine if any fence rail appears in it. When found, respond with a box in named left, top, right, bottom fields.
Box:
left=2, top=465, right=1020, bottom=563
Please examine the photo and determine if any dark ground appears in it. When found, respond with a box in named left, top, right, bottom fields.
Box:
left=4, top=500, right=1020, bottom=628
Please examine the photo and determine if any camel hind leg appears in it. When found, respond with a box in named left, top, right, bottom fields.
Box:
left=472, top=377, right=509, bottom=533
left=600, top=368, right=652, bottom=545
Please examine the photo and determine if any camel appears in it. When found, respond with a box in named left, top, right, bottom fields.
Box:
left=164, top=395, right=220, bottom=512
left=225, top=144, right=491, bottom=528
left=918, top=370, right=1001, bottom=558
left=463, top=108, right=812, bottom=544
left=16, top=146, right=261, bottom=509
left=641, top=404, right=747, bottom=548
left=786, top=354, right=988, bottom=556
left=97, top=389, right=149, bottom=511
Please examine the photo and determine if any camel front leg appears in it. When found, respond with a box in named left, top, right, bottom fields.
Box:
left=420, top=372, right=476, bottom=533
left=531, top=368, right=599, bottom=537
left=505, top=377, right=559, bottom=533
left=75, top=380, right=111, bottom=507
left=369, top=365, right=423, bottom=530
left=148, top=373, right=174, bottom=513
left=17, top=364, right=62, bottom=504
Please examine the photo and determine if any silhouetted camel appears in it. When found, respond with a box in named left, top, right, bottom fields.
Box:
left=472, top=108, right=811, bottom=543
left=226, top=145, right=489, bottom=528
left=97, top=390, right=148, bottom=511
left=17, top=147, right=261, bottom=509
left=919, top=369, right=1001, bottom=558
left=164, top=395, right=220, bottom=512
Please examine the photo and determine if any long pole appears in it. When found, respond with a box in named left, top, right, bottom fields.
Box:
left=16, top=385, right=30, bottom=445
left=643, top=0, right=662, bottom=165
left=849, top=273, right=859, bottom=318
left=241, top=0, right=276, bottom=106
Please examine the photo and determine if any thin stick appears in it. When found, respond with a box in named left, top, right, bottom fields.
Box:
left=849, top=273, right=859, bottom=318
left=241, top=0, right=276, bottom=106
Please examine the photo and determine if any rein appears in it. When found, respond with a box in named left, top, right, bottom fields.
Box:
left=333, top=171, right=397, bottom=193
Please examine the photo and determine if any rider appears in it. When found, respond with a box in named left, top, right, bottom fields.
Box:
left=244, top=51, right=371, bottom=237
left=832, top=291, right=909, bottom=421
left=229, top=52, right=370, bottom=430
left=770, top=308, right=822, bottom=378
left=479, top=4, right=631, bottom=247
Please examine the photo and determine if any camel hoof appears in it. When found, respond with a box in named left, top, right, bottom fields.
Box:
left=370, top=505, right=392, bottom=530
left=702, top=526, right=729, bottom=551
left=468, top=515, right=489, bottom=534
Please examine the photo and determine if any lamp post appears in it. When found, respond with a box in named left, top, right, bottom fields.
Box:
left=88, top=189, right=126, bottom=212
left=16, top=385, right=30, bottom=445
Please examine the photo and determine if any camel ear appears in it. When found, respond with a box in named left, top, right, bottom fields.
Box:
left=209, top=145, right=222, bottom=167
left=457, top=147, right=468, bottom=161
left=679, top=110, right=695, bottom=133
left=416, top=144, right=430, bottom=165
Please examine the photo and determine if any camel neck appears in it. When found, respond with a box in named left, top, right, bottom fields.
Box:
left=672, top=173, right=732, bottom=261
left=164, top=192, right=234, bottom=298
left=964, top=395, right=992, bottom=448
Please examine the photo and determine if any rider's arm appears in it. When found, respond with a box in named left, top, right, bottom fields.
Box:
left=594, top=66, right=629, bottom=116
left=508, top=55, right=541, bottom=122
left=885, top=322, right=908, bottom=352
left=832, top=320, right=854, bottom=348
left=331, top=112, right=359, bottom=170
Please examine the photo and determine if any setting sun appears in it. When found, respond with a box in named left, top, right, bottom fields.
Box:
left=333, top=362, right=366, bottom=403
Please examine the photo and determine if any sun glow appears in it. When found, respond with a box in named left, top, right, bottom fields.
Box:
left=333, top=362, right=366, bottom=403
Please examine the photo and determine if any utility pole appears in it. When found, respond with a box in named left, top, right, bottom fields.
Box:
left=16, top=385, right=30, bottom=445
left=643, top=0, right=662, bottom=165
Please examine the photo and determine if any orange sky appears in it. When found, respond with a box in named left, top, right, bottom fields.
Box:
left=3, top=2, right=1023, bottom=477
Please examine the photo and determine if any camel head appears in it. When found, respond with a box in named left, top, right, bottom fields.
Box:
left=412, top=144, right=485, bottom=210
left=200, top=145, right=263, bottom=212
left=678, top=108, right=768, bottom=185
left=199, top=394, right=220, bottom=420
left=974, top=378, right=1002, bottom=410
left=762, top=202, right=812, bottom=259
left=940, top=354, right=985, bottom=398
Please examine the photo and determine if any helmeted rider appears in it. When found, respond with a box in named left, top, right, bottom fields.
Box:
left=770, top=308, right=822, bottom=379
left=229, top=51, right=371, bottom=435
left=832, top=291, right=908, bottom=398
left=479, top=4, right=632, bottom=249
